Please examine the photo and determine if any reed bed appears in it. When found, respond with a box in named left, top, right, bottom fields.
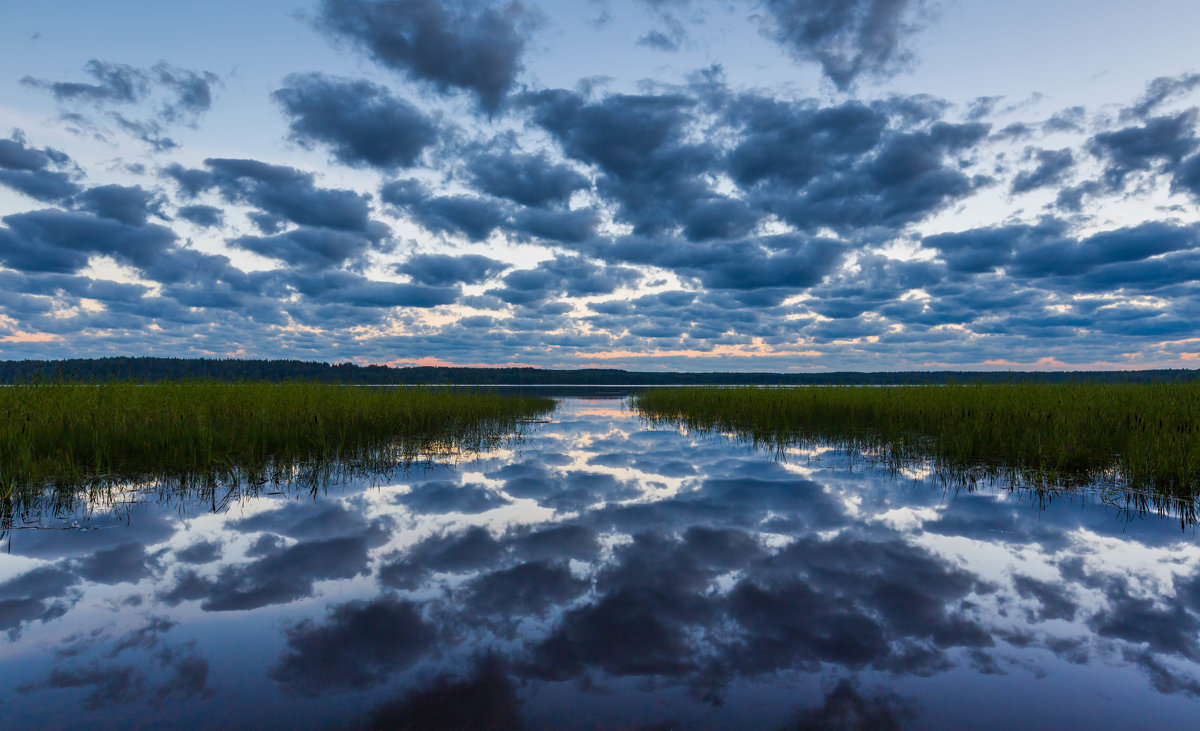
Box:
left=0, top=382, right=554, bottom=516
left=635, top=384, right=1200, bottom=519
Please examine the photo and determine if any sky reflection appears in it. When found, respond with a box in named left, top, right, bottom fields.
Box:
left=2, top=398, right=1200, bottom=729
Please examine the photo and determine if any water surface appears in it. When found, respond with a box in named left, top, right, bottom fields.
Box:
left=3, top=397, right=1200, bottom=729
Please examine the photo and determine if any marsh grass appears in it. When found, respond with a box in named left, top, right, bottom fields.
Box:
left=0, top=382, right=554, bottom=520
left=635, top=384, right=1200, bottom=520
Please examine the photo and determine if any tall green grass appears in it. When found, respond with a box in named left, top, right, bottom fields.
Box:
left=0, top=383, right=554, bottom=516
left=635, top=384, right=1200, bottom=517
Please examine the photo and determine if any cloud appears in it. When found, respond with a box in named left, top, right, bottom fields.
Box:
left=1010, top=148, right=1074, bottom=194
left=524, top=89, right=731, bottom=238
left=22, top=59, right=148, bottom=105
left=21, top=60, right=218, bottom=147
left=637, top=29, right=682, bottom=52
left=0, top=565, right=80, bottom=637
left=270, top=595, right=435, bottom=696
left=394, top=479, right=512, bottom=513
left=757, top=0, right=930, bottom=89
left=74, top=542, right=160, bottom=585
left=229, top=226, right=384, bottom=270
left=158, top=532, right=375, bottom=611
left=396, top=253, right=509, bottom=285
left=174, top=540, right=223, bottom=564
left=286, top=269, right=460, bottom=308
left=76, top=184, right=162, bottom=226
left=379, top=525, right=506, bottom=588
left=0, top=131, right=81, bottom=203
left=465, top=560, right=590, bottom=616
left=923, top=220, right=1200, bottom=291
left=274, top=73, right=438, bottom=169
left=363, top=654, right=522, bottom=730
left=785, top=678, right=917, bottom=730
left=486, top=255, right=641, bottom=306
left=0, top=209, right=176, bottom=274
left=175, top=204, right=223, bottom=228
left=730, top=94, right=989, bottom=232
left=1088, top=110, right=1198, bottom=191
left=1124, top=73, right=1200, bottom=120
left=466, top=148, right=590, bottom=208
left=316, top=0, right=535, bottom=112
left=167, top=157, right=379, bottom=234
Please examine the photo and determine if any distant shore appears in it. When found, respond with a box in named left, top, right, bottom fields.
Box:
left=2, top=356, right=1199, bottom=386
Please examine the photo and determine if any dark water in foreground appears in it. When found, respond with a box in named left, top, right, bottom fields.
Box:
left=3, top=398, right=1200, bottom=729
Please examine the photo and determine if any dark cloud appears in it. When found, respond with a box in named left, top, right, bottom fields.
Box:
left=175, top=204, right=224, bottom=228
left=364, top=654, right=522, bottom=730
left=316, top=0, right=535, bottom=112
left=467, top=149, right=590, bottom=208
left=1010, top=148, right=1074, bottom=194
left=381, top=179, right=507, bottom=241
left=159, top=533, right=374, bottom=611
left=487, top=255, right=641, bottom=306
left=0, top=565, right=80, bottom=637
left=728, top=94, right=987, bottom=232
left=231, top=500, right=393, bottom=544
left=1012, top=574, right=1077, bottom=622
left=74, top=542, right=159, bottom=585
left=379, top=525, right=505, bottom=589
left=229, top=226, right=384, bottom=270
left=785, top=679, right=917, bottom=730
left=151, top=63, right=220, bottom=125
left=76, top=184, right=162, bottom=226
left=507, top=207, right=598, bottom=242
left=1124, top=73, right=1200, bottom=120
left=394, top=479, right=512, bottom=513
left=1088, top=110, right=1198, bottom=191
left=0, top=132, right=81, bottom=202
left=506, top=523, right=600, bottom=562
left=21, top=60, right=217, bottom=150
left=465, top=560, right=590, bottom=617
left=637, top=29, right=682, bottom=52
left=274, top=73, right=438, bottom=169
left=286, top=269, right=460, bottom=308
left=17, top=664, right=145, bottom=711
left=396, top=253, right=508, bottom=285
left=924, top=220, right=1200, bottom=288
left=524, top=89, right=730, bottom=238
left=174, top=540, right=223, bottom=565
left=0, top=209, right=176, bottom=274
left=271, top=595, right=435, bottom=696
left=22, top=59, right=148, bottom=105
left=584, top=234, right=845, bottom=295
left=757, top=0, right=929, bottom=89
left=170, top=157, right=380, bottom=234
left=17, top=620, right=211, bottom=711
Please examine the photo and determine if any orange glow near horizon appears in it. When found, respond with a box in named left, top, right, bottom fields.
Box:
left=0, top=331, right=59, bottom=343
left=383, top=356, right=540, bottom=369
left=577, top=344, right=824, bottom=360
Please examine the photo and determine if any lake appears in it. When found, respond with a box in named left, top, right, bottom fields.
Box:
left=3, top=395, right=1200, bottom=729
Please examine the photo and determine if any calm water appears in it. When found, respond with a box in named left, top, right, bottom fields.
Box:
left=3, top=397, right=1200, bottom=729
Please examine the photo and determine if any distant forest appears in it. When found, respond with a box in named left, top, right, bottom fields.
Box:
left=1, top=357, right=1199, bottom=385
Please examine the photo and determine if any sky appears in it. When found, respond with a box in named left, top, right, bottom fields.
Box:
left=2, top=0, right=1200, bottom=371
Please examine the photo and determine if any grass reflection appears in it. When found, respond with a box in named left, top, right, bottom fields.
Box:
left=635, top=384, right=1200, bottom=522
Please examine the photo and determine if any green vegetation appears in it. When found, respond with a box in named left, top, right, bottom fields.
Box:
left=1, top=382, right=554, bottom=515
left=636, top=384, right=1200, bottom=518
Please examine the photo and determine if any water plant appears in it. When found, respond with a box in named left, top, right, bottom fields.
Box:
left=0, top=382, right=554, bottom=520
left=635, top=384, right=1200, bottom=518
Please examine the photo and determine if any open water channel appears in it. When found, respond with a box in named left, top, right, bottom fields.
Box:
left=3, top=395, right=1200, bottom=728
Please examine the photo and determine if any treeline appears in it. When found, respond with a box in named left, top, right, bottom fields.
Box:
left=1, top=357, right=1199, bottom=385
